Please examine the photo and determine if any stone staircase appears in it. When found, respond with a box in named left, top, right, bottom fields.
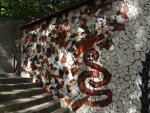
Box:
left=0, top=73, right=69, bottom=113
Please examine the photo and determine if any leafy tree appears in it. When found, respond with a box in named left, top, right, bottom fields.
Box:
left=0, top=0, right=82, bottom=21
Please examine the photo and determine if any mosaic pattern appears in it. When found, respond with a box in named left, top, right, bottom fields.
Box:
left=21, top=0, right=150, bottom=113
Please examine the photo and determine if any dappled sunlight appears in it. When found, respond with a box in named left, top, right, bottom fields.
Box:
left=0, top=43, right=14, bottom=73
left=129, top=90, right=141, bottom=100
left=134, top=28, right=146, bottom=51
left=127, top=108, right=138, bottom=113
left=127, top=4, right=139, bottom=19
left=0, top=44, right=8, bottom=57
left=21, top=0, right=150, bottom=113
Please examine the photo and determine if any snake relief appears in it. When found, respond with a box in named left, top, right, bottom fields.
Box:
left=77, top=47, right=112, bottom=108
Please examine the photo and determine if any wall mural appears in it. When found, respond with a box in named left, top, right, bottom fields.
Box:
left=21, top=0, right=150, bottom=112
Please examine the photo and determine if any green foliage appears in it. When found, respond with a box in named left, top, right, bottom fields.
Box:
left=0, top=0, right=81, bottom=21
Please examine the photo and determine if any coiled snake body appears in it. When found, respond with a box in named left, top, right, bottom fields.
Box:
left=78, top=47, right=112, bottom=107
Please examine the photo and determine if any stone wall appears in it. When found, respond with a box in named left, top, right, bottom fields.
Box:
left=21, top=0, right=150, bottom=113
left=0, top=17, right=26, bottom=74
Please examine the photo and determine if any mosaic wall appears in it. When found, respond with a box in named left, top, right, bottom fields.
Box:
left=21, top=0, right=150, bottom=113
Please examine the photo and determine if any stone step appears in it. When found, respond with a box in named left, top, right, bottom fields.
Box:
left=10, top=100, right=61, bottom=113
left=0, top=83, right=41, bottom=91
left=0, top=93, right=53, bottom=113
left=0, top=73, right=18, bottom=78
left=0, top=74, right=66, bottom=113
left=0, top=77, right=33, bottom=84
left=51, top=107, right=70, bottom=113
left=0, top=87, right=44, bottom=102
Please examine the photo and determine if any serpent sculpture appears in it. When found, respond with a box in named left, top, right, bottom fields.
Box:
left=78, top=47, right=112, bottom=107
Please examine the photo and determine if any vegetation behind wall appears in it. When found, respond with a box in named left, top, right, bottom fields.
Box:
left=0, top=0, right=86, bottom=21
